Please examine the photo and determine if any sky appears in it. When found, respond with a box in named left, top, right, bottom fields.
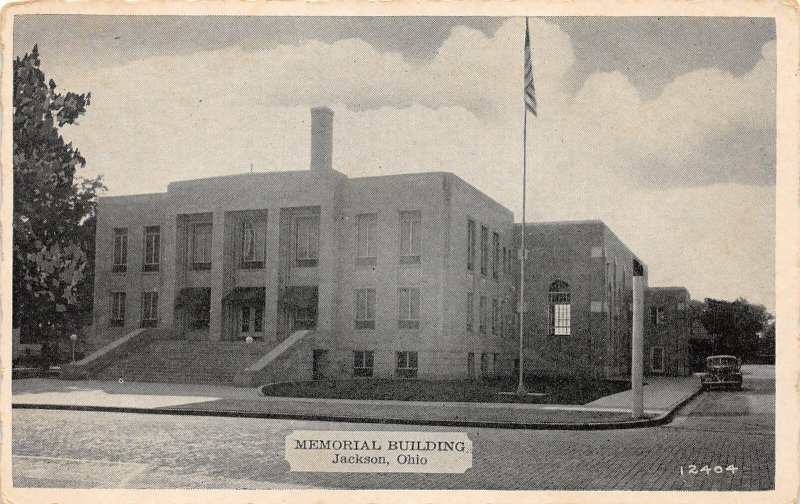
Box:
left=14, top=15, right=776, bottom=312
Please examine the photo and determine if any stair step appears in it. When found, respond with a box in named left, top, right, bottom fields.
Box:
left=93, top=340, right=272, bottom=385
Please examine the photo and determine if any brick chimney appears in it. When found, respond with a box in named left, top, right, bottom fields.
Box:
left=310, top=107, right=334, bottom=172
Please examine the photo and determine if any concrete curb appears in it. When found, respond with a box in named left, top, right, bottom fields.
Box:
left=12, top=386, right=702, bottom=430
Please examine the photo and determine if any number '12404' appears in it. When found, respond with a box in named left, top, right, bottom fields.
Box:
left=681, top=465, right=738, bottom=476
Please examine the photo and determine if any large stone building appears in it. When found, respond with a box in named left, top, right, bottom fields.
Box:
left=643, top=287, right=692, bottom=376
left=511, top=221, right=648, bottom=379
left=89, top=107, right=515, bottom=382
left=81, top=107, right=691, bottom=385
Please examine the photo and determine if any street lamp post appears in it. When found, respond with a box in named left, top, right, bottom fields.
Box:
left=631, top=263, right=645, bottom=419
left=69, top=333, right=78, bottom=363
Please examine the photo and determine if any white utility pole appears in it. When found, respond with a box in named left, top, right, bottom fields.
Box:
left=631, top=274, right=645, bottom=418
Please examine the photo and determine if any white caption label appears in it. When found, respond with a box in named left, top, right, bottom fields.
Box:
left=285, top=430, right=473, bottom=473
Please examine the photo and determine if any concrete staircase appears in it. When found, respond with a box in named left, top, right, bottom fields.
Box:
left=93, top=340, right=272, bottom=385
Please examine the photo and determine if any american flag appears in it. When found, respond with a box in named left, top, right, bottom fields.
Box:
left=524, top=18, right=538, bottom=116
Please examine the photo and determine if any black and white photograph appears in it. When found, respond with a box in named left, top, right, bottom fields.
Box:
left=4, top=2, right=797, bottom=501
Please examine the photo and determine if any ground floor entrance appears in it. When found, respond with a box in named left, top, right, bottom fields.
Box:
left=223, top=287, right=266, bottom=341
left=174, top=287, right=211, bottom=339
left=279, top=286, right=318, bottom=337
left=237, top=304, right=264, bottom=339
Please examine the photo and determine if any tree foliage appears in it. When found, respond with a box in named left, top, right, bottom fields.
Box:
left=758, top=321, right=775, bottom=362
left=700, top=297, right=771, bottom=361
left=13, top=45, right=104, bottom=349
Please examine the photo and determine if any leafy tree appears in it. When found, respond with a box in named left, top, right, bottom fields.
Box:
left=700, top=297, right=771, bottom=361
left=687, top=299, right=705, bottom=326
left=757, top=321, right=775, bottom=363
left=13, top=45, right=104, bottom=364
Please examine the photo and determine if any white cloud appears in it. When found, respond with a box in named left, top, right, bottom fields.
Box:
left=47, top=18, right=774, bottom=311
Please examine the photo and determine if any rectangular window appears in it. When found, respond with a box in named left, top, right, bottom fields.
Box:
left=651, top=346, right=665, bottom=373
left=190, top=288, right=211, bottom=331
left=549, top=288, right=571, bottom=336
left=492, top=232, right=500, bottom=279
left=492, top=298, right=499, bottom=335
left=143, top=226, right=160, bottom=272
left=242, top=221, right=255, bottom=262
left=508, top=302, right=516, bottom=336
left=112, top=228, right=128, bottom=272
left=355, top=288, right=376, bottom=329
left=480, top=226, right=488, bottom=276
left=140, top=291, right=158, bottom=327
left=467, top=353, right=475, bottom=379
left=650, top=306, right=665, bottom=324
left=500, top=299, right=506, bottom=336
left=398, top=287, right=420, bottom=329
left=191, top=222, right=212, bottom=270
left=353, top=350, right=374, bottom=378
left=293, top=307, right=316, bottom=330
left=111, top=292, right=126, bottom=326
left=240, top=220, right=264, bottom=269
left=480, top=353, right=489, bottom=378
left=466, top=292, right=474, bottom=332
left=254, top=306, right=264, bottom=333
left=356, top=214, right=378, bottom=264
left=550, top=304, right=571, bottom=336
left=396, top=351, right=418, bottom=378
left=399, top=211, right=421, bottom=264
left=502, top=246, right=507, bottom=275
left=467, top=219, right=476, bottom=271
left=606, top=261, right=612, bottom=315
left=241, top=306, right=250, bottom=333
left=479, top=296, right=487, bottom=334
left=295, top=216, right=320, bottom=267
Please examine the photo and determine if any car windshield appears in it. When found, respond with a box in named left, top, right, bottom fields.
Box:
left=707, top=357, right=736, bottom=366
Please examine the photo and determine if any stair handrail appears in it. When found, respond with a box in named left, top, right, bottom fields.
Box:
left=233, top=330, right=312, bottom=387
left=243, top=330, right=311, bottom=372
left=61, top=328, right=152, bottom=380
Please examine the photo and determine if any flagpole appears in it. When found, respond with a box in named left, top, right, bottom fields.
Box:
left=517, top=17, right=529, bottom=396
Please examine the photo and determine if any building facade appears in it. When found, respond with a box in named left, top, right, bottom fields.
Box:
left=91, top=107, right=692, bottom=384
left=91, top=107, right=515, bottom=380
left=512, top=221, right=648, bottom=379
left=643, top=287, right=692, bottom=376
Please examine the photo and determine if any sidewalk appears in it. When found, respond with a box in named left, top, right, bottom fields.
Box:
left=585, top=375, right=702, bottom=414
left=12, top=376, right=701, bottom=429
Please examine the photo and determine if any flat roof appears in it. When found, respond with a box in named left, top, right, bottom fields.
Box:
left=515, top=219, right=605, bottom=227
left=102, top=169, right=513, bottom=216
left=167, top=168, right=343, bottom=188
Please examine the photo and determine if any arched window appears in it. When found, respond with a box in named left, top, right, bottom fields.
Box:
left=549, top=280, right=571, bottom=336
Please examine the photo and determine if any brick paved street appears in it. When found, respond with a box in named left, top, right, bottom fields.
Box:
left=11, top=366, right=774, bottom=490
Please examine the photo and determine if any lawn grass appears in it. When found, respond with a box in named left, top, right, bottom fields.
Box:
left=261, top=376, right=630, bottom=405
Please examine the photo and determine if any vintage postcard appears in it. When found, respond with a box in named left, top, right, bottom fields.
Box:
left=2, top=1, right=798, bottom=503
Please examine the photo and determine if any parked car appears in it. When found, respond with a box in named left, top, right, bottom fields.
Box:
left=700, top=355, right=743, bottom=391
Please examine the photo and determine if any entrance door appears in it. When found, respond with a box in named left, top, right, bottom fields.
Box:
left=313, top=349, right=329, bottom=380
left=238, top=305, right=264, bottom=340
